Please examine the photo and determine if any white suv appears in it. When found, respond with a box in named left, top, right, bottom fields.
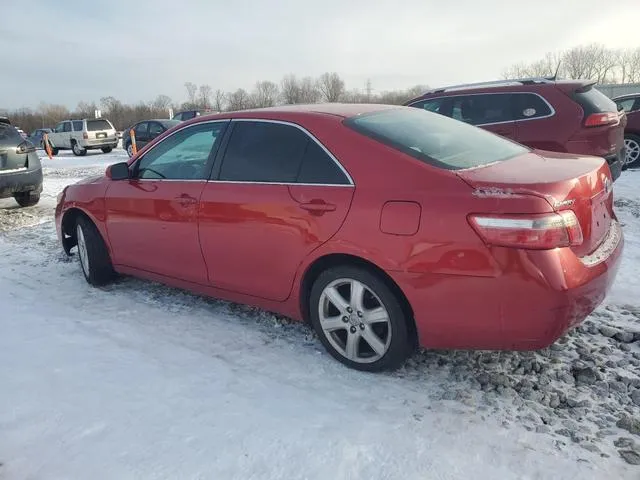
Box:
left=47, top=118, right=118, bottom=156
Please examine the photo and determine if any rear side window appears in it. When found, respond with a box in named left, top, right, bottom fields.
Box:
left=344, top=108, right=529, bottom=170
left=409, top=98, right=447, bottom=113
left=298, top=141, right=350, bottom=185
left=450, top=94, right=513, bottom=125
left=615, top=98, right=638, bottom=113
left=512, top=93, right=553, bottom=120
left=87, top=119, right=112, bottom=131
left=572, top=86, right=617, bottom=115
left=219, top=121, right=309, bottom=183
left=72, top=120, right=83, bottom=131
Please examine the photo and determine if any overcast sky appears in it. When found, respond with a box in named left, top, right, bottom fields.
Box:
left=2, top=0, right=640, bottom=110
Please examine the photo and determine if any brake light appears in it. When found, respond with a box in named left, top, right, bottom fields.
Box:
left=468, top=211, right=583, bottom=250
left=584, top=112, right=619, bottom=127
left=83, top=132, right=88, bottom=139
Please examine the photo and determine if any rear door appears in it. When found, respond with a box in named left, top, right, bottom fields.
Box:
left=61, top=121, right=72, bottom=148
left=199, top=119, right=354, bottom=301
left=105, top=121, right=228, bottom=284
left=134, top=122, right=150, bottom=149
left=511, top=92, right=557, bottom=149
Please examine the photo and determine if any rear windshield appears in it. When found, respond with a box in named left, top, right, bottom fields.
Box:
left=0, top=124, right=22, bottom=142
left=86, top=119, right=113, bottom=131
left=344, top=108, right=529, bottom=170
left=572, top=86, right=617, bottom=115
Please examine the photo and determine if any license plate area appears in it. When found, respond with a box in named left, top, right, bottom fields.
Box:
left=96, top=132, right=106, bottom=139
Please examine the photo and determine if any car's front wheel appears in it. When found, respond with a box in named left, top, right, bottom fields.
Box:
left=309, top=265, right=412, bottom=371
left=75, top=216, right=116, bottom=286
left=624, top=134, right=640, bottom=169
left=101, top=147, right=113, bottom=153
left=126, top=143, right=133, bottom=157
left=14, top=192, right=40, bottom=207
left=72, top=141, right=87, bottom=156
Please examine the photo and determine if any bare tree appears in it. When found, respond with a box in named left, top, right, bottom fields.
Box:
left=318, top=72, right=345, bottom=102
left=184, top=82, right=197, bottom=106
left=213, top=89, right=226, bottom=111
left=198, top=85, right=212, bottom=109
left=152, top=94, right=172, bottom=110
left=281, top=74, right=301, bottom=104
left=252, top=81, right=279, bottom=108
left=226, top=88, right=251, bottom=111
left=299, top=77, right=321, bottom=103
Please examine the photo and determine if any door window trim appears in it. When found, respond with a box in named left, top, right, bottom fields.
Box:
left=408, top=92, right=556, bottom=127
left=129, top=119, right=230, bottom=182
left=209, top=118, right=354, bottom=187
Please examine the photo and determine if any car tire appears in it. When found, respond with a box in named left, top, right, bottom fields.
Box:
left=75, top=216, right=116, bottom=286
left=126, top=143, right=133, bottom=157
left=309, top=265, right=412, bottom=372
left=72, top=141, right=87, bottom=157
left=14, top=192, right=40, bottom=207
left=624, top=134, right=640, bottom=169
left=101, top=147, right=113, bottom=153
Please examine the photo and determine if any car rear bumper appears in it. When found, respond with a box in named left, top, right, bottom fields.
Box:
left=0, top=167, right=43, bottom=198
left=83, top=140, right=118, bottom=149
left=393, top=220, right=624, bottom=351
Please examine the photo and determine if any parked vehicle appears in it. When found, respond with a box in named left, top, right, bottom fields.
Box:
left=122, top=119, right=181, bottom=157
left=0, top=117, right=42, bottom=207
left=27, top=128, right=53, bottom=148
left=172, top=109, right=217, bottom=122
left=613, top=93, right=640, bottom=168
left=55, top=105, right=623, bottom=371
left=47, top=118, right=118, bottom=156
left=404, top=77, right=627, bottom=181
left=16, top=128, right=28, bottom=140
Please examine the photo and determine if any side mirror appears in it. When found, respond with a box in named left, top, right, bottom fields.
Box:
left=106, top=162, right=130, bottom=181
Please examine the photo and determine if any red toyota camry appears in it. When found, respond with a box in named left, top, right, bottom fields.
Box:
left=55, top=104, right=623, bottom=371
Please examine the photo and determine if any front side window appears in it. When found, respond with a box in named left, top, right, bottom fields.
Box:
left=134, top=122, right=148, bottom=135
left=345, top=107, right=528, bottom=170
left=63, top=122, right=72, bottom=132
left=616, top=98, right=637, bottom=113
left=410, top=97, right=447, bottom=114
left=54, top=122, right=65, bottom=133
left=134, top=122, right=226, bottom=180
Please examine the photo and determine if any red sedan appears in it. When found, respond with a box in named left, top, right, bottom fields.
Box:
left=55, top=104, right=623, bottom=371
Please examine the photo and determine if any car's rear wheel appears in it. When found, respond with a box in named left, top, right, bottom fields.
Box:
left=309, top=265, right=412, bottom=371
left=72, top=141, right=87, bottom=156
left=101, top=147, right=113, bottom=153
left=75, top=216, right=116, bottom=286
left=126, top=143, right=133, bottom=157
left=624, top=134, right=640, bottom=169
left=14, top=192, right=40, bottom=207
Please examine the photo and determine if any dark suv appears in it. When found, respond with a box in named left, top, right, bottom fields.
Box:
left=0, top=117, right=42, bottom=207
left=404, top=78, right=627, bottom=181
left=613, top=93, right=640, bottom=168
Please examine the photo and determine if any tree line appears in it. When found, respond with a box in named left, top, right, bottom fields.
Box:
left=2, top=72, right=427, bottom=133
left=503, top=43, right=640, bottom=84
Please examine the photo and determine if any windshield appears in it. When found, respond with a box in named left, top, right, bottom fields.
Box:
left=344, top=107, right=529, bottom=170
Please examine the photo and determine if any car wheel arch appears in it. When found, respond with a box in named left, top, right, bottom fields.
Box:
left=61, top=207, right=109, bottom=255
left=298, top=252, right=418, bottom=348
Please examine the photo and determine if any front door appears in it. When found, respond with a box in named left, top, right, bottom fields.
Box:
left=105, top=120, right=229, bottom=284
left=199, top=120, right=354, bottom=301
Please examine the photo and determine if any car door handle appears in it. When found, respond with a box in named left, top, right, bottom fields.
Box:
left=299, top=200, right=336, bottom=214
left=176, top=194, right=198, bottom=207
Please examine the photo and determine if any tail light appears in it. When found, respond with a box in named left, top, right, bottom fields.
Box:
left=16, top=141, right=36, bottom=154
left=468, top=211, right=583, bottom=250
left=584, top=112, right=619, bottom=127
left=83, top=132, right=88, bottom=139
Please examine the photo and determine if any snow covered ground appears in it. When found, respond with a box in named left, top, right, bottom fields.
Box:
left=1, top=149, right=639, bottom=479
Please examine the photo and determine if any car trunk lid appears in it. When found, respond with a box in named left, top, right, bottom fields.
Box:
left=0, top=124, right=29, bottom=172
left=457, top=150, right=614, bottom=257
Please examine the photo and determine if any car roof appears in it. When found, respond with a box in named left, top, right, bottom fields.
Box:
left=199, top=103, right=400, bottom=121
left=0, top=117, right=11, bottom=125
